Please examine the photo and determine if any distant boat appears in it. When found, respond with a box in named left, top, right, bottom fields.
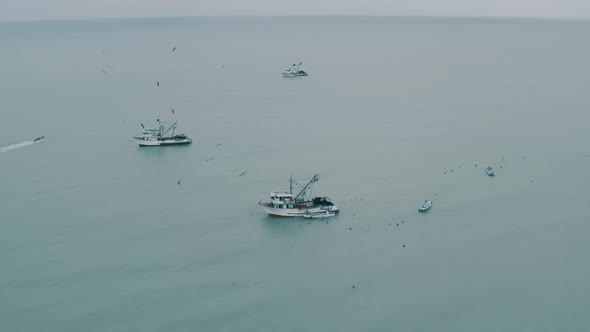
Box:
left=258, top=174, right=338, bottom=217
left=134, top=119, right=191, bottom=146
left=485, top=166, right=495, bottom=176
left=33, top=136, right=45, bottom=142
left=282, top=62, right=308, bottom=77
left=303, top=210, right=336, bottom=219
left=419, top=200, right=432, bottom=212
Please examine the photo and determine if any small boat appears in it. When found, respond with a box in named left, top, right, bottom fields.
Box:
left=282, top=62, right=308, bottom=77
left=258, top=174, right=339, bottom=217
left=485, top=166, right=495, bottom=176
left=419, top=200, right=432, bottom=212
left=33, top=136, right=45, bottom=142
left=134, top=119, right=191, bottom=147
left=302, top=210, right=336, bottom=219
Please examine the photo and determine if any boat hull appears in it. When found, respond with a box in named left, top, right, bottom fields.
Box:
left=303, top=211, right=335, bottom=219
left=135, top=138, right=192, bottom=146
left=259, top=203, right=338, bottom=217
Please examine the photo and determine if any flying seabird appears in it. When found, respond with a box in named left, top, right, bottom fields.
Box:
left=156, top=81, right=160, bottom=87
left=171, top=108, right=175, bottom=114
left=215, top=143, right=222, bottom=147
left=172, top=47, right=176, bottom=52
left=239, top=171, right=247, bottom=176
left=140, top=123, right=145, bottom=128
left=177, top=180, right=181, bottom=185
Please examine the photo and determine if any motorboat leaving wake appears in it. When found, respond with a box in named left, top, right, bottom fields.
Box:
left=0, top=136, right=45, bottom=153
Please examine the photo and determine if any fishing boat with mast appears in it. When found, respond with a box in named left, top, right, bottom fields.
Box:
left=134, top=119, right=192, bottom=146
left=282, top=62, right=308, bottom=77
left=258, top=174, right=338, bottom=217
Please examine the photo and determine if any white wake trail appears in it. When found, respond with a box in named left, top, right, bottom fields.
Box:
left=0, top=140, right=39, bottom=153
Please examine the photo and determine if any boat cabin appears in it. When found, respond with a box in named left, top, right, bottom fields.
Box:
left=269, top=192, right=296, bottom=209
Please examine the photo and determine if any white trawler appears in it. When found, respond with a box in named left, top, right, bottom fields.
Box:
left=134, top=119, right=191, bottom=146
left=258, top=174, right=338, bottom=217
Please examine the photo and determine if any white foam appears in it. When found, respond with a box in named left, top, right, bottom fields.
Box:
left=0, top=140, right=38, bottom=153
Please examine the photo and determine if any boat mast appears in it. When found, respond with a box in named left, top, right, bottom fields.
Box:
left=159, top=121, right=178, bottom=137
left=290, top=174, right=292, bottom=194
left=294, top=174, right=319, bottom=201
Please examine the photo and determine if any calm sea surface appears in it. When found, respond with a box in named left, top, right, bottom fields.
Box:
left=1, top=16, right=590, bottom=331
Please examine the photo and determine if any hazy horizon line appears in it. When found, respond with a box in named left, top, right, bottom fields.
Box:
left=2, top=13, right=590, bottom=25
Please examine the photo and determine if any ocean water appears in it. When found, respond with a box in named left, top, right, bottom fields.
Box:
left=1, top=16, right=590, bottom=331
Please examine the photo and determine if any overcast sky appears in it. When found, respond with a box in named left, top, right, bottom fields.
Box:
left=1, top=0, right=590, bottom=22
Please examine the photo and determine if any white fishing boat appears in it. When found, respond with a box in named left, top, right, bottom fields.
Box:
left=282, top=62, right=308, bottom=77
left=419, top=200, right=432, bottom=212
left=485, top=166, right=495, bottom=176
left=134, top=119, right=191, bottom=146
left=258, top=174, right=338, bottom=217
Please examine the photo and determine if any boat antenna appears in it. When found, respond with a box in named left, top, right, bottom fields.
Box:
left=290, top=174, right=292, bottom=194
left=294, top=174, right=319, bottom=201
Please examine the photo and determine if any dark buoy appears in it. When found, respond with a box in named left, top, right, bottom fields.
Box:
left=349, top=227, right=352, bottom=231
left=475, top=164, right=478, bottom=167
left=402, top=245, right=406, bottom=248
left=396, top=223, right=399, bottom=226
left=352, top=285, right=356, bottom=289
left=232, top=282, right=236, bottom=286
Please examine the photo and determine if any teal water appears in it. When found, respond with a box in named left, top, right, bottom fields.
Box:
left=1, top=16, right=590, bottom=331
